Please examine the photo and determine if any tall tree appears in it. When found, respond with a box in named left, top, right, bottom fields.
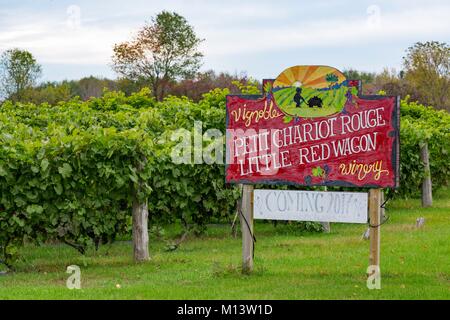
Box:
left=112, top=11, right=203, bottom=100
left=0, top=49, right=42, bottom=102
left=342, top=69, right=376, bottom=83
left=403, top=41, right=450, bottom=110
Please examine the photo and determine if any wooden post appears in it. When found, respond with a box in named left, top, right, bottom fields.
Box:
left=132, top=197, right=150, bottom=262
left=420, top=142, right=432, bottom=207
left=320, top=222, right=331, bottom=233
left=240, top=184, right=254, bottom=274
left=368, top=189, right=382, bottom=267
left=132, top=159, right=150, bottom=262
left=320, top=187, right=331, bottom=233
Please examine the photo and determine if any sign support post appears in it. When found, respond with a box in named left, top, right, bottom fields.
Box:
left=240, top=184, right=254, bottom=274
left=368, top=189, right=382, bottom=268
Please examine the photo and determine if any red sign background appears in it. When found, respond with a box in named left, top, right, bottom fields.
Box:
left=225, top=86, right=400, bottom=188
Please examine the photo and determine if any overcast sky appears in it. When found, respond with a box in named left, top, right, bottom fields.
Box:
left=0, top=0, right=449, bottom=82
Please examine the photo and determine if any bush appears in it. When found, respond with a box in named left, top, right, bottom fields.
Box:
left=0, top=94, right=158, bottom=266
left=149, top=91, right=239, bottom=231
left=0, top=88, right=239, bottom=265
left=395, top=97, right=450, bottom=197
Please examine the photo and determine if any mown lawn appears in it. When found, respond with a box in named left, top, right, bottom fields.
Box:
left=0, top=188, right=449, bottom=300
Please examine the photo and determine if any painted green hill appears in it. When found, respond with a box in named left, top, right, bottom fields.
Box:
left=273, top=86, right=349, bottom=118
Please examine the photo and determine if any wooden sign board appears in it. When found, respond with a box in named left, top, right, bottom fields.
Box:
left=225, top=65, right=400, bottom=188
left=253, top=189, right=368, bottom=224
left=229, top=65, right=394, bottom=275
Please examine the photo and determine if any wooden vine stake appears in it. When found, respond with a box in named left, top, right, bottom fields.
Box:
left=132, top=160, right=150, bottom=262
left=240, top=184, right=254, bottom=274
left=368, top=189, right=382, bottom=268
left=132, top=197, right=149, bottom=262
left=420, top=142, right=432, bottom=207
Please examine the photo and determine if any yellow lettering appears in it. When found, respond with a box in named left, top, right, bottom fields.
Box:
left=339, top=160, right=389, bottom=181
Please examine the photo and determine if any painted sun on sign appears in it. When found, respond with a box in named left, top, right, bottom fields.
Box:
left=272, top=65, right=352, bottom=118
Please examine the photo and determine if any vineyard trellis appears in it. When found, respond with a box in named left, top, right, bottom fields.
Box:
left=0, top=88, right=448, bottom=267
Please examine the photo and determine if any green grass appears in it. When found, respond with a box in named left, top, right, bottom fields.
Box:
left=273, top=86, right=347, bottom=118
left=0, top=188, right=449, bottom=300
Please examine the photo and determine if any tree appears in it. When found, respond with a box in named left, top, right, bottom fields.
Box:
left=403, top=41, right=450, bottom=111
left=325, top=73, right=338, bottom=88
left=342, top=69, right=378, bottom=94
left=70, top=76, right=117, bottom=100
left=0, top=49, right=42, bottom=102
left=165, top=70, right=252, bottom=101
left=21, top=81, right=73, bottom=105
left=342, top=69, right=376, bottom=84
left=112, top=11, right=203, bottom=101
left=373, top=68, right=410, bottom=97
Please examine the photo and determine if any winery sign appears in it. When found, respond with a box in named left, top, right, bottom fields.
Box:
left=227, top=66, right=399, bottom=279
left=225, top=65, right=400, bottom=188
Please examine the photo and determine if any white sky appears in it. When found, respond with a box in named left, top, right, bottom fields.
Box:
left=0, top=0, right=449, bottom=82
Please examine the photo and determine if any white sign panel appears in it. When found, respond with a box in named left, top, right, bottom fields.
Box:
left=253, top=189, right=368, bottom=224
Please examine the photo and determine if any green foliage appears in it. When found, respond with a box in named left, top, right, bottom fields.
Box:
left=0, top=86, right=448, bottom=267
left=342, top=69, right=376, bottom=83
left=149, top=93, right=239, bottom=229
left=394, top=97, right=450, bottom=197
left=403, top=41, right=450, bottom=111
left=0, top=88, right=238, bottom=266
left=199, top=88, right=230, bottom=110
left=0, top=91, right=159, bottom=266
left=231, top=79, right=260, bottom=95
left=284, top=221, right=324, bottom=233
left=112, top=11, right=203, bottom=100
left=20, top=82, right=73, bottom=105
left=0, top=49, right=42, bottom=101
